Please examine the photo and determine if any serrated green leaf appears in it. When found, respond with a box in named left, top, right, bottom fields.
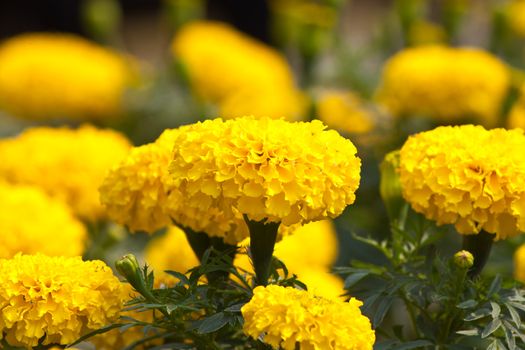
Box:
left=456, top=329, right=479, bottom=336
left=457, top=300, right=477, bottom=309
left=198, top=312, right=229, bottom=334
left=503, top=322, right=516, bottom=350
left=482, top=318, right=502, bottom=338
left=373, top=297, right=394, bottom=327
left=488, top=275, right=502, bottom=296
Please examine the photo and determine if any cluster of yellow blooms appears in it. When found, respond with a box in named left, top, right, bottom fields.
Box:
left=316, top=90, right=375, bottom=135
left=0, top=182, right=86, bottom=258
left=0, top=254, right=123, bottom=348
left=241, top=285, right=375, bottom=350
left=172, top=21, right=305, bottom=120
left=0, top=33, right=136, bottom=121
left=0, top=125, right=131, bottom=220
left=168, top=117, right=361, bottom=239
left=399, top=125, right=525, bottom=239
left=100, top=129, right=179, bottom=232
left=376, top=45, right=509, bottom=125
left=102, top=117, right=361, bottom=244
left=235, top=220, right=344, bottom=299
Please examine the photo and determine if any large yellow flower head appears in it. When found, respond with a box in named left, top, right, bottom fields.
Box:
left=168, top=117, right=361, bottom=242
left=172, top=21, right=304, bottom=120
left=0, top=182, right=86, bottom=258
left=399, top=125, right=525, bottom=239
left=376, top=45, right=509, bottom=125
left=100, top=129, right=179, bottom=233
left=241, top=285, right=375, bottom=350
left=514, top=244, right=525, bottom=283
left=0, top=33, right=136, bottom=121
left=0, top=254, right=124, bottom=348
left=0, top=125, right=131, bottom=220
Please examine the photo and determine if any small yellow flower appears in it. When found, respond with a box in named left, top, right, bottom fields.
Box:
left=241, top=285, right=375, bottom=350
left=172, top=20, right=304, bottom=120
left=0, top=125, right=131, bottom=220
left=168, top=117, right=361, bottom=242
left=316, top=90, right=375, bottom=134
left=0, top=254, right=124, bottom=348
left=0, top=182, right=86, bottom=258
left=514, top=244, right=525, bottom=283
left=0, top=33, right=136, bottom=121
left=399, top=125, right=525, bottom=239
left=376, top=45, right=509, bottom=125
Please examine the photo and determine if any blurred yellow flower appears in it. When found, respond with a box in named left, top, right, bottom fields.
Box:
left=172, top=20, right=304, bottom=120
left=514, top=244, right=525, bottom=283
left=506, top=0, right=525, bottom=37
left=508, top=90, right=525, bottom=129
left=0, top=254, right=123, bottom=348
left=168, top=117, right=361, bottom=243
left=241, top=285, right=375, bottom=350
left=0, top=125, right=131, bottom=220
left=145, top=226, right=199, bottom=284
left=376, top=45, right=509, bottom=125
left=316, top=90, right=375, bottom=134
left=0, top=182, right=86, bottom=258
left=0, top=33, right=136, bottom=121
left=399, top=125, right=525, bottom=239
left=100, top=129, right=179, bottom=233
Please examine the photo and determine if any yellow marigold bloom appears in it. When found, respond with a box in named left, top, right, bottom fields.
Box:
left=168, top=117, right=361, bottom=242
left=514, top=244, right=525, bottom=283
left=0, top=182, right=86, bottom=258
left=0, top=125, right=131, bottom=220
left=172, top=21, right=304, bottom=120
left=0, top=254, right=124, bottom=348
left=376, top=45, right=509, bottom=125
left=100, top=129, right=179, bottom=233
left=506, top=0, right=525, bottom=37
left=242, top=285, right=375, bottom=350
left=399, top=125, right=525, bottom=239
left=145, top=226, right=199, bottom=283
left=0, top=33, right=136, bottom=121
left=316, top=90, right=375, bottom=135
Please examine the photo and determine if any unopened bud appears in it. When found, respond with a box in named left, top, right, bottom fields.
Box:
left=454, top=250, right=474, bottom=269
left=115, top=254, right=141, bottom=287
left=380, top=150, right=405, bottom=221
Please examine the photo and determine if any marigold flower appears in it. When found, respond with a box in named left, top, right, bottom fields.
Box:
left=168, top=117, right=361, bottom=242
left=376, top=45, right=509, bottom=125
left=0, top=33, right=136, bottom=121
left=0, top=182, right=86, bottom=258
left=0, top=125, right=131, bottom=220
left=100, top=129, right=179, bottom=232
left=316, top=90, right=375, bottom=134
left=0, top=254, right=124, bottom=348
left=399, top=125, right=525, bottom=239
left=241, top=285, right=375, bottom=350
left=514, top=244, right=525, bottom=283
left=505, top=0, right=525, bottom=37
left=172, top=21, right=304, bottom=120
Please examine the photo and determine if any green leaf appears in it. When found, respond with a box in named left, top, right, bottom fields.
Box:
left=457, top=300, right=477, bottom=309
left=373, top=296, right=394, bottom=327
left=224, top=303, right=244, bottom=312
left=344, top=272, right=369, bottom=289
left=456, top=329, right=479, bottom=336
left=503, top=322, right=516, bottom=350
left=464, top=308, right=491, bottom=321
left=198, top=312, right=229, bottom=334
left=488, top=275, right=502, bottom=296
left=481, top=318, right=502, bottom=338
left=504, top=304, right=521, bottom=328
left=491, top=302, right=501, bottom=318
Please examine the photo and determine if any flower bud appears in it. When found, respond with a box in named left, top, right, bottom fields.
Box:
left=115, top=254, right=142, bottom=289
left=453, top=250, right=474, bottom=269
left=379, top=150, right=405, bottom=221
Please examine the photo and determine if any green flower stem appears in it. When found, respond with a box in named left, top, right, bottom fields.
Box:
left=461, top=230, right=495, bottom=278
left=244, top=216, right=280, bottom=286
left=182, top=226, right=237, bottom=283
